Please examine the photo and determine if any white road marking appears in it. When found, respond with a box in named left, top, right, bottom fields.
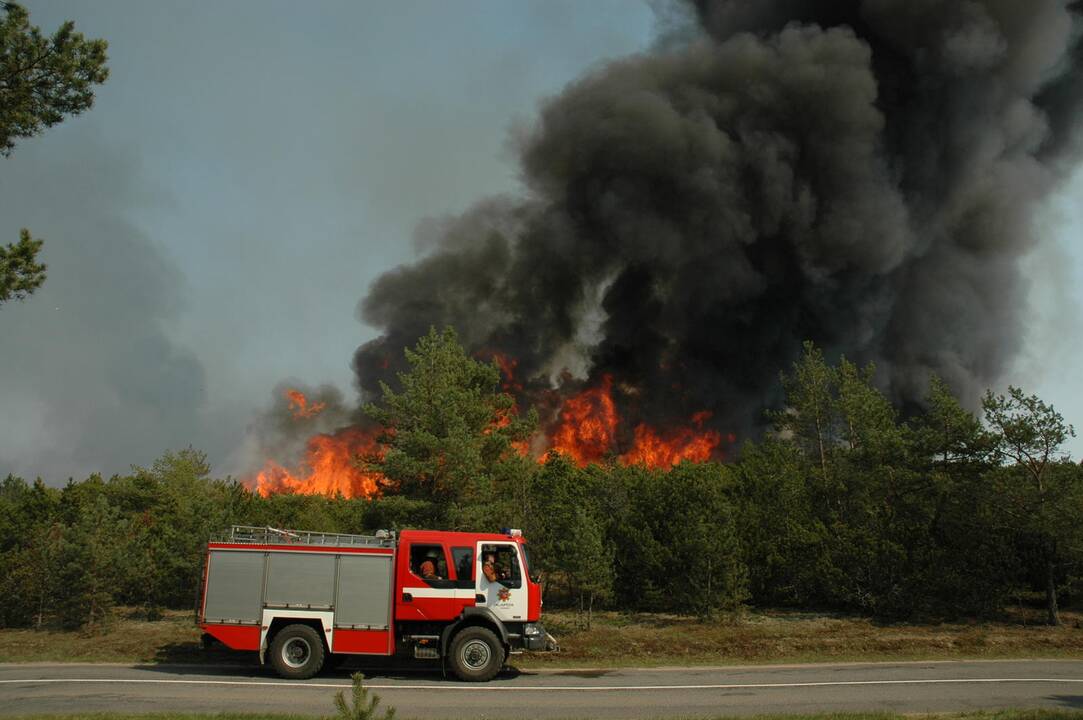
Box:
left=1, top=677, right=1082, bottom=691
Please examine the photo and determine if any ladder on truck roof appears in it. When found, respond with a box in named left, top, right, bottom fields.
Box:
left=211, top=525, right=395, bottom=548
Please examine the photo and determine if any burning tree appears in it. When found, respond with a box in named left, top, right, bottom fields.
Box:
left=363, top=327, right=537, bottom=528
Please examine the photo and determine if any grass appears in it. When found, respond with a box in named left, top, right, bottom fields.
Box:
left=8, top=711, right=1083, bottom=720
left=0, top=608, right=231, bottom=664
left=2, top=607, right=1083, bottom=667
left=515, top=608, right=1083, bottom=668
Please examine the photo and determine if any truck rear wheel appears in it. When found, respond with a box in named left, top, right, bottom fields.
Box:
left=269, top=624, right=325, bottom=679
left=448, top=626, right=504, bottom=682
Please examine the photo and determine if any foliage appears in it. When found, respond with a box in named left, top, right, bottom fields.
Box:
left=0, top=228, right=46, bottom=304
left=0, top=3, right=108, bottom=305
left=527, top=455, right=614, bottom=625
left=607, top=462, right=746, bottom=615
left=3, top=336, right=1083, bottom=631
left=0, top=2, right=108, bottom=155
left=983, top=387, right=1080, bottom=625
left=730, top=438, right=827, bottom=607
left=333, top=673, right=396, bottom=720
left=364, top=326, right=537, bottom=528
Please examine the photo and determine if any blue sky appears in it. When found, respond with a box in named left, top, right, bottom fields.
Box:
left=0, top=1, right=1080, bottom=482
left=1025, top=166, right=1083, bottom=454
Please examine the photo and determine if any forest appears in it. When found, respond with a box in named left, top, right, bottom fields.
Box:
left=2, top=329, right=1081, bottom=632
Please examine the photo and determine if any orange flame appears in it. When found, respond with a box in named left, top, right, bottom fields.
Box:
left=548, top=375, right=619, bottom=465
left=620, top=412, right=722, bottom=467
left=546, top=377, right=725, bottom=468
left=255, top=360, right=731, bottom=498
left=253, top=426, right=384, bottom=498
left=479, top=350, right=524, bottom=394
left=285, top=389, right=326, bottom=419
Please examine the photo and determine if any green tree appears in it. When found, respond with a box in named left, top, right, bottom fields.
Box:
left=830, top=360, right=913, bottom=614
left=125, top=448, right=240, bottom=608
left=0, top=476, right=63, bottom=628
left=609, top=462, right=746, bottom=615
left=362, top=495, right=439, bottom=532
left=0, top=521, right=63, bottom=627
left=0, top=228, right=45, bottom=303
left=0, top=2, right=108, bottom=305
left=731, top=438, right=829, bottom=607
left=900, top=376, right=1011, bottom=616
left=54, top=494, right=124, bottom=629
left=775, top=342, right=839, bottom=486
left=983, top=386, right=1078, bottom=625
left=0, top=2, right=108, bottom=154
left=333, top=673, right=396, bottom=720
left=524, top=454, right=581, bottom=585
left=835, top=358, right=897, bottom=453
left=364, top=327, right=536, bottom=528
left=767, top=348, right=1004, bottom=617
left=918, top=375, right=993, bottom=470
left=564, top=508, right=614, bottom=628
left=527, top=455, right=614, bottom=624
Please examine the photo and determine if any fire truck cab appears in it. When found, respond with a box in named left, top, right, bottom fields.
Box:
left=199, top=526, right=551, bottom=681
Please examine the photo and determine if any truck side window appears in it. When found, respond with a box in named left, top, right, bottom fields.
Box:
left=481, top=543, right=521, bottom=589
left=409, top=543, right=453, bottom=588
left=451, top=546, right=473, bottom=589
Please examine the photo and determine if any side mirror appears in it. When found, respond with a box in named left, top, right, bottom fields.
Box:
left=530, top=574, right=541, bottom=584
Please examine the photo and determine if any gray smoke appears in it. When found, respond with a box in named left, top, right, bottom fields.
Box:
left=236, top=383, right=358, bottom=476
left=0, top=125, right=210, bottom=481
left=354, top=0, right=1083, bottom=441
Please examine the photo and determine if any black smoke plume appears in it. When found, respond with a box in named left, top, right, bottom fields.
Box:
left=354, top=0, right=1083, bottom=443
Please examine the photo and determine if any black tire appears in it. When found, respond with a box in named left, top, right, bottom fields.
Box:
left=269, top=624, right=325, bottom=679
left=448, top=626, right=504, bottom=682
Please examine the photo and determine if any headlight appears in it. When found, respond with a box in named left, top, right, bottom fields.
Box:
left=524, top=623, right=541, bottom=636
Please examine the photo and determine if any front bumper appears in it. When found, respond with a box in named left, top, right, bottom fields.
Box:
left=522, top=623, right=557, bottom=651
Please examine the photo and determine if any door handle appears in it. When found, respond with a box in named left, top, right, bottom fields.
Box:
left=402, top=592, right=413, bottom=602
left=475, top=593, right=486, bottom=604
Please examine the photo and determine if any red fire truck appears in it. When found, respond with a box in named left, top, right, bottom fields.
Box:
left=199, top=526, right=553, bottom=681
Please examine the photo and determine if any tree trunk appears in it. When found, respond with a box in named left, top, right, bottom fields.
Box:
left=706, top=556, right=713, bottom=617
left=1046, top=557, right=1061, bottom=626
left=815, top=412, right=829, bottom=485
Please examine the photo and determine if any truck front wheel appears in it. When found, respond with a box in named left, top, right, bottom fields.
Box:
left=269, top=624, right=325, bottom=679
left=448, top=626, right=504, bottom=682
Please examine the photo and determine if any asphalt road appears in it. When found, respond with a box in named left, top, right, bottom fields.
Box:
left=2, top=660, right=1083, bottom=718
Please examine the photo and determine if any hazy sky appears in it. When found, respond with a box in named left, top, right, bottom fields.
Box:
left=1, top=1, right=1080, bottom=483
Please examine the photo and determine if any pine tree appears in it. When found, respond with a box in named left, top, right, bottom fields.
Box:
left=333, top=673, right=396, bottom=720
left=0, top=3, right=108, bottom=305
left=983, top=387, right=1078, bottom=626
left=364, top=327, right=536, bottom=528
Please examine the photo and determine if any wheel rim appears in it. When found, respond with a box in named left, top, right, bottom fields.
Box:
left=282, top=637, right=311, bottom=668
left=459, top=639, right=492, bottom=670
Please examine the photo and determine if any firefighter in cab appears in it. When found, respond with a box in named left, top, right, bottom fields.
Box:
left=420, top=549, right=441, bottom=579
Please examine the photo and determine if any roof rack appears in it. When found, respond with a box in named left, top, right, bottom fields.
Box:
left=211, top=525, right=395, bottom=548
